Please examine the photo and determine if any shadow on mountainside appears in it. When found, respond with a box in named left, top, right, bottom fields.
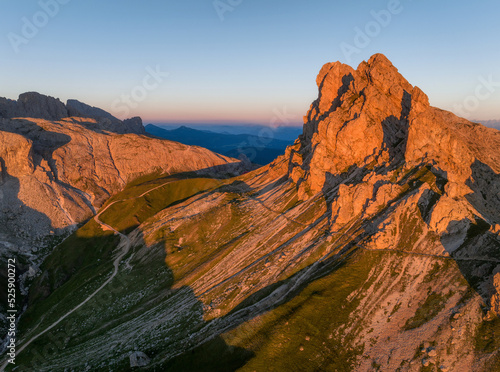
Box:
left=14, top=164, right=356, bottom=370
left=0, top=118, right=113, bottom=212
left=0, top=118, right=105, bottom=342
left=0, top=164, right=60, bottom=342
left=381, top=90, right=411, bottom=165
left=13, top=228, right=254, bottom=371
left=294, top=72, right=355, bottom=175
left=465, top=160, right=500, bottom=225
left=0, top=119, right=97, bottom=236
left=10, top=166, right=259, bottom=370
left=296, top=76, right=412, bottom=182
left=298, top=85, right=415, bottom=225
left=0, top=118, right=75, bottom=189
left=305, top=73, right=355, bottom=130
left=440, top=160, right=500, bottom=309
left=201, top=158, right=500, bottom=369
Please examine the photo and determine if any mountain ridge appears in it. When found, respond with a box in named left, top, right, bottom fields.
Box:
left=3, top=54, right=500, bottom=371
left=0, top=92, right=145, bottom=134
left=145, top=124, right=293, bottom=165
left=148, top=123, right=303, bottom=141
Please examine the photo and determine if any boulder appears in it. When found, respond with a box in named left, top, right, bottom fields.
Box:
left=129, top=351, right=150, bottom=368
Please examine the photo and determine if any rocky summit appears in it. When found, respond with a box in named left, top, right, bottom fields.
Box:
left=0, top=92, right=145, bottom=134
left=2, top=55, right=500, bottom=371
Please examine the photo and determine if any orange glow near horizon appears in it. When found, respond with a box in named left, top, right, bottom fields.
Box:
left=106, top=101, right=308, bottom=126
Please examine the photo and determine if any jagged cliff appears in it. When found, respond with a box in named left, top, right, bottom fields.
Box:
left=5, top=55, right=500, bottom=371
left=279, top=54, right=500, bottom=254
left=0, top=92, right=145, bottom=134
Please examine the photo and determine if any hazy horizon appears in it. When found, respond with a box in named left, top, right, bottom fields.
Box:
left=2, top=1, right=500, bottom=123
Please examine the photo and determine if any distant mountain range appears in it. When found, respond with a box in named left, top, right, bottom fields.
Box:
left=145, top=124, right=295, bottom=165
left=148, top=123, right=303, bottom=141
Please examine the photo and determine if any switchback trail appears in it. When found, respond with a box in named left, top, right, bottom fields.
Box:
left=0, top=180, right=175, bottom=371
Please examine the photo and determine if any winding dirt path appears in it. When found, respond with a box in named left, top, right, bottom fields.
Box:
left=0, top=208, right=129, bottom=371
left=0, top=180, right=174, bottom=371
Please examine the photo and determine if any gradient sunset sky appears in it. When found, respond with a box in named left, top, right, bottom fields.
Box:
left=1, top=0, right=499, bottom=125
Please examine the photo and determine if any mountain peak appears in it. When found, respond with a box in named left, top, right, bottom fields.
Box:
left=362, top=52, right=396, bottom=73
left=283, top=54, right=494, bottom=200
left=0, top=92, right=145, bottom=134
left=305, top=54, right=429, bottom=131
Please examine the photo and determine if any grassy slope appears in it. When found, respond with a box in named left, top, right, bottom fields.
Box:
left=223, top=250, right=378, bottom=372
left=10, top=165, right=497, bottom=371
left=13, top=173, right=233, bottom=370
left=99, top=177, right=226, bottom=233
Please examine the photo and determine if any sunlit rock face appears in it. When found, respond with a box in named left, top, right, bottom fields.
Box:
left=286, top=54, right=499, bottom=203
left=0, top=115, right=239, bottom=258
left=6, top=55, right=500, bottom=371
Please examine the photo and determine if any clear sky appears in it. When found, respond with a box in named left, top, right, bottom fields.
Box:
left=1, top=0, right=499, bottom=125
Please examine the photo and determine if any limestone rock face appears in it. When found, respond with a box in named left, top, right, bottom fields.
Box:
left=289, top=54, right=500, bottom=200
left=278, top=53, right=500, bottom=315
left=66, top=99, right=120, bottom=123
left=0, top=92, right=68, bottom=121
left=290, top=54, right=433, bottom=197
left=0, top=131, right=34, bottom=180
left=0, top=92, right=146, bottom=134
left=0, top=116, right=240, bottom=258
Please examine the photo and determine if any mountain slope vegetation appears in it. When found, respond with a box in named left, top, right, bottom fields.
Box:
left=3, top=54, right=500, bottom=371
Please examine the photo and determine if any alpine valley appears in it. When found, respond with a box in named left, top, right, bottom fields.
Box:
left=1, top=54, right=500, bottom=371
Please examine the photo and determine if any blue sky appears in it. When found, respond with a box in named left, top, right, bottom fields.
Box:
left=1, top=0, right=499, bottom=125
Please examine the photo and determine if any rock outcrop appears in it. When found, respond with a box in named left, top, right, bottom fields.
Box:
left=66, top=99, right=120, bottom=123
left=0, top=92, right=68, bottom=121
left=0, top=115, right=241, bottom=259
left=122, top=117, right=146, bottom=134
left=285, top=54, right=500, bottom=200
left=0, top=92, right=146, bottom=134
left=129, top=352, right=150, bottom=367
